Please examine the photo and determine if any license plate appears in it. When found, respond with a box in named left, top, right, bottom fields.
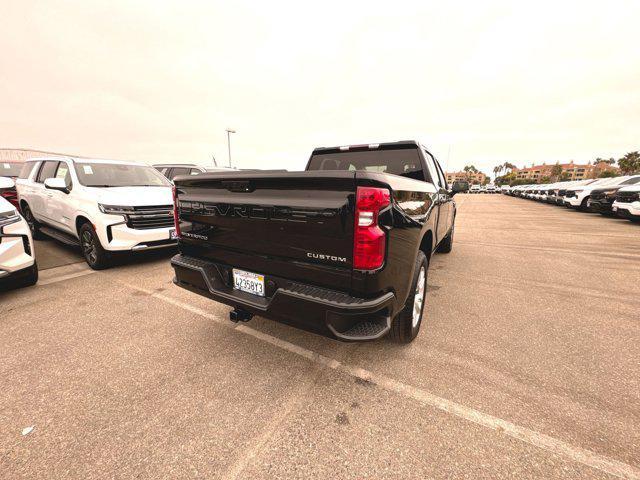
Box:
left=233, top=269, right=265, bottom=297
left=169, top=229, right=179, bottom=240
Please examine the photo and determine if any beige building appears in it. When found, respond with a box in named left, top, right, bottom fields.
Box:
left=445, top=170, right=487, bottom=185
left=513, top=161, right=619, bottom=181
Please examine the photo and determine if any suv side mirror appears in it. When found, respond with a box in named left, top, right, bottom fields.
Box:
left=451, top=181, right=469, bottom=195
left=0, top=176, right=15, bottom=189
left=44, top=177, right=69, bottom=193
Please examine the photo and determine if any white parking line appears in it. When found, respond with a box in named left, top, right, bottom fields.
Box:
left=122, top=282, right=640, bottom=480
left=38, top=269, right=96, bottom=286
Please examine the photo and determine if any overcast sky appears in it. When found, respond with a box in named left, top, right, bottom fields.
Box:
left=1, top=0, right=639, bottom=175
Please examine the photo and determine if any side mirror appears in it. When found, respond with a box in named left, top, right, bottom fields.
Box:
left=0, top=176, right=15, bottom=189
left=451, top=181, right=469, bottom=195
left=44, top=177, right=69, bottom=193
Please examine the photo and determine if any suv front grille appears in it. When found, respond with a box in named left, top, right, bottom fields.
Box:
left=126, top=205, right=174, bottom=230
left=616, top=191, right=640, bottom=203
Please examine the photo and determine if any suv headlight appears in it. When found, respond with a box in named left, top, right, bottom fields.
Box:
left=98, top=204, right=135, bottom=215
left=0, top=209, right=20, bottom=229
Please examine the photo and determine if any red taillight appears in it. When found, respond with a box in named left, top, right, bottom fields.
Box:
left=353, top=187, right=390, bottom=270
left=172, top=185, right=181, bottom=238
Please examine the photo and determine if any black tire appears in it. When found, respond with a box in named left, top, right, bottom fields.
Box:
left=21, top=204, right=42, bottom=240
left=579, top=196, right=590, bottom=211
left=79, top=223, right=111, bottom=270
left=389, top=251, right=428, bottom=344
left=437, top=222, right=454, bottom=254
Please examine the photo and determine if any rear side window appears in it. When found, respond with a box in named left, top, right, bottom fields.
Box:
left=422, top=151, right=442, bottom=188
left=189, top=168, right=201, bottom=175
left=307, top=147, right=427, bottom=181
left=36, top=161, right=59, bottom=183
left=434, top=158, right=448, bottom=189
left=170, top=167, right=191, bottom=179
left=18, top=162, right=38, bottom=179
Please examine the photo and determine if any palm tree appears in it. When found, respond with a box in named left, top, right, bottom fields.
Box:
left=503, top=162, right=516, bottom=173
left=550, top=162, right=563, bottom=182
left=463, top=165, right=479, bottom=184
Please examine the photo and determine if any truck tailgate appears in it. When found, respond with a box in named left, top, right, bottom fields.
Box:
left=174, top=171, right=357, bottom=291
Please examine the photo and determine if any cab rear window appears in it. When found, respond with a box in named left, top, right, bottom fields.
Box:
left=308, top=148, right=426, bottom=181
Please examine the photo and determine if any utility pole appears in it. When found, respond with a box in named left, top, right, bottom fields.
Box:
left=226, top=128, right=236, bottom=167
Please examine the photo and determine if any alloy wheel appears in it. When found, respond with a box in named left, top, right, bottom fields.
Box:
left=412, top=266, right=426, bottom=328
left=24, top=207, right=36, bottom=234
left=81, top=230, right=97, bottom=264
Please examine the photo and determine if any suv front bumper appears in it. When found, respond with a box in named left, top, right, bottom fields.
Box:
left=171, top=254, right=396, bottom=341
left=102, top=222, right=177, bottom=252
left=612, top=201, right=640, bottom=219
left=0, top=217, right=35, bottom=276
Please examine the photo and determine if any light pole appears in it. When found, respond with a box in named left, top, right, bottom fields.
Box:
left=226, top=128, right=236, bottom=167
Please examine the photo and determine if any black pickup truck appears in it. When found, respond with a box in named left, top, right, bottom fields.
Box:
left=170, top=140, right=464, bottom=343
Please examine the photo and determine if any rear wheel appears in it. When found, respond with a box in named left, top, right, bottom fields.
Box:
left=79, top=223, right=111, bottom=270
left=21, top=204, right=42, bottom=240
left=389, top=251, right=428, bottom=344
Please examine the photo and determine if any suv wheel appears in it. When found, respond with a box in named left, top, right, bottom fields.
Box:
left=21, top=204, right=42, bottom=240
left=579, top=196, right=590, bottom=211
left=79, top=223, right=111, bottom=270
left=389, top=251, right=428, bottom=343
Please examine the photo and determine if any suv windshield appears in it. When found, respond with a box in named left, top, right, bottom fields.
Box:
left=1, top=162, right=23, bottom=177
left=619, top=176, right=640, bottom=186
left=75, top=163, right=170, bottom=188
left=307, top=147, right=425, bottom=181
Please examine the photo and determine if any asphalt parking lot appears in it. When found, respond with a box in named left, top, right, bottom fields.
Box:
left=1, top=194, right=639, bottom=479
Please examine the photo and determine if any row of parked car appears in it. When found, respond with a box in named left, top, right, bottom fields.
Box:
left=505, top=176, right=640, bottom=221
left=468, top=184, right=500, bottom=194
left=0, top=158, right=237, bottom=289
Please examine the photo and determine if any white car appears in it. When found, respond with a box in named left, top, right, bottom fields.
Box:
left=564, top=177, right=628, bottom=210
left=612, top=185, right=640, bottom=221
left=16, top=157, right=177, bottom=269
left=0, top=177, right=37, bottom=288
left=469, top=184, right=481, bottom=194
left=485, top=184, right=497, bottom=194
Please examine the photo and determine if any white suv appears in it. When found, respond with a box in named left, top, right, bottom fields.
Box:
left=612, top=185, right=640, bottom=221
left=564, top=177, right=627, bottom=210
left=16, top=157, right=176, bottom=269
left=0, top=177, right=37, bottom=288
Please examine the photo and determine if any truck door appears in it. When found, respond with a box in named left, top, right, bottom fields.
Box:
left=422, top=151, right=447, bottom=244
left=434, top=158, right=453, bottom=235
